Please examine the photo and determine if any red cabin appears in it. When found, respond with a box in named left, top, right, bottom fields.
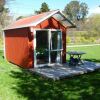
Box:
left=4, top=10, right=75, bottom=68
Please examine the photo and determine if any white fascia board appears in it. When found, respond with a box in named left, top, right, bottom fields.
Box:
left=14, top=10, right=60, bottom=29
left=4, top=10, right=60, bottom=30
left=2, top=31, right=6, bottom=59
left=30, top=10, right=60, bottom=26
left=10, top=10, right=60, bottom=29
left=59, top=11, right=75, bottom=26
left=59, top=11, right=67, bottom=19
left=4, top=24, right=32, bottom=30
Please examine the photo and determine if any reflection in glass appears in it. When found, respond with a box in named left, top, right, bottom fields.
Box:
left=51, top=31, right=62, bottom=50
left=36, top=30, right=62, bottom=65
left=36, top=31, right=49, bottom=64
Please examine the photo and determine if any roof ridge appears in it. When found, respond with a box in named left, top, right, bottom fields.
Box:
left=15, top=9, right=60, bottom=22
left=4, top=9, right=75, bottom=30
left=7, top=10, right=60, bottom=28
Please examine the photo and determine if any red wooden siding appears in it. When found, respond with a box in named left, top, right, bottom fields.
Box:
left=4, top=16, right=68, bottom=68
left=4, top=28, right=33, bottom=68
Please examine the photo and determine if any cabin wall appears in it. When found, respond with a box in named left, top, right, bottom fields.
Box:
left=4, top=16, right=68, bottom=69
left=4, top=27, right=33, bottom=68
left=31, top=17, right=67, bottom=63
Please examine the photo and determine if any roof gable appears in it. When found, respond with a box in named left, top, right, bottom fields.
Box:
left=5, top=10, right=75, bottom=30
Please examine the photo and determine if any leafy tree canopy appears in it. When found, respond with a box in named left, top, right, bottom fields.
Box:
left=84, top=14, right=100, bottom=37
left=0, top=0, right=12, bottom=35
left=0, top=0, right=5, bottom=13
left=16, top=16, right=25, bottom=20
left=63, top=0, right=88, bottom=22
left=35, top=2, right=50, bottom=14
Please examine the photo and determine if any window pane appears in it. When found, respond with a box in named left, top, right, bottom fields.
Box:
left=36, top=31, right=49, bottom=64
left=50, top=51, right=61, bottom=63
left=58, top=31, right=62, bottom=49
left=51, top=31, right=58, bottom=49
left=51, top=31, right=62, bottom=50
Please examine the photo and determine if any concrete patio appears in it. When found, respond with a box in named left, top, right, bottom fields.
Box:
left=30, top=61, right=100, bottom=80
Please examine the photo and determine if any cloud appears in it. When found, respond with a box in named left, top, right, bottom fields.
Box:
left=89, top=7, right=100, bottom=14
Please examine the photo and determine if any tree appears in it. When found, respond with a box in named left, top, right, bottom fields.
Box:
left=0, top=8, right=11, bottom=28
left=0, top=0, right=5, bottom=13
left=0, top=0, right=12, bottom=27
left=0, top=0, right=11, bottom=35
left=80, top=3, right=88, bottom=21
left=35, top=2, right=50, bottom=14
left=84, top=14, right=100, bottom=37
left=64, top=1, right=80, bottom=21
left=16, top=16, right=25, bottom=20
left=0, top=0, right=11, bottom=13
left=63, top=1, right=88, bottom=22
left=0, top=0, right=13, bottom=46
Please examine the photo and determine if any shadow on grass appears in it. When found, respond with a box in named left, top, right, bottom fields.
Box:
left=9, top=69, right=100, bottom=100
left=84, top=59, right=100, bottom=63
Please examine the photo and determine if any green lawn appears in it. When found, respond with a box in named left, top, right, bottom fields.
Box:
left=0, top=46, right=100, bottom=100
left=67, top=45, right=100, bottom=62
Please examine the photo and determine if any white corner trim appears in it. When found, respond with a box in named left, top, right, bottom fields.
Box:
left=3, top=31, right=6, bottom=59
left=33, top=29, right=37, bottom=68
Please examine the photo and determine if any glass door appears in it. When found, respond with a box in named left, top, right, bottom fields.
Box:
left=36, top=30, right=49, bottom=65
left=50, top=30, right=63, bottom=64
left=35, top=29, right=62, bottom=67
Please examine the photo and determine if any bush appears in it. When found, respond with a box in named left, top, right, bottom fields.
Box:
left=0, top=38, right=3, bottom=48
left=66, top=36, right=71, bottom=43
left=89, top=37, right=95, bottom=43
left=68, top=31, right=99, bottom=44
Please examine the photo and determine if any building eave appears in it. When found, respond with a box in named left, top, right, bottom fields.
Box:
left=4, top=9, right=76, bottom=30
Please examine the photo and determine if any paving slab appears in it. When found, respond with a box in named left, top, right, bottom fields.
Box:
left=30, top=61, right=100, bottom=80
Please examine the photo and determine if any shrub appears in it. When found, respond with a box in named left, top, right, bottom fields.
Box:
left=66, top=36, right=71, bottom=43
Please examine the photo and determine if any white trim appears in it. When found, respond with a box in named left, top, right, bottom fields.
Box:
left=51, top=29, right=61, bottom=31
left=50, top=49, right=63, bottom=51
left=33, top=29, right=63, bottom=68
left=33, top=29, right=37, bottom=67
left=60, top=30, right=63, bottom=64
left=33, top=29, right=49, bottom=68
left=32, top=10, right=60, bottom=26
left=35, top=29, right=61, bottom=32
left=48, top=29, right=51, bottom=64
left=4, top=10, right=75, bottom=30
left=3, top=31, right=6, bottom=59
left=59, top=11, right=75, bottom=26
left=33, top=29, right=49, bottom=31
left=4, top=10, right=60, bottom=30
left=4, top=10, right=68, bottom=30
left=36, top=63, right=60, bottom=67
left=34, top=29, right=49, bottom=68
left=59, top=11, right=67, bottom=19
left=60, top=29, right=63, bottom=50
left=50, top=30, right=63, bottom=50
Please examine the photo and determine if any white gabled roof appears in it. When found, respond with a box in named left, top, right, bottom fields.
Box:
left=5, top=10, right=75, bottom=30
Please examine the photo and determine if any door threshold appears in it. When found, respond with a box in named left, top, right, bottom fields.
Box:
left=35, top=63, right=62, bottom=68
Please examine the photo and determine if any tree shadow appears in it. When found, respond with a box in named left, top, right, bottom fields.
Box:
left=84, top=59, right=100, bottom=63
left=9, top=68, right=100, bottom=100
left=1, top=48, right=100, bottom=100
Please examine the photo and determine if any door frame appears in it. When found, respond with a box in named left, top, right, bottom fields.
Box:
left=33, top=29, right=63, bottom=68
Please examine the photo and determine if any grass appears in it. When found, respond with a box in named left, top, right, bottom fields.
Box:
left=0, top=45, right=100, bottom=100
left=67, top=45, right=100, bottom=63
left=67, top=43, right=100, bottom=45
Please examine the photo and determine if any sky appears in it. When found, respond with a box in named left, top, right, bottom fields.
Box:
left=7, top=0, right=100, bottom=18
